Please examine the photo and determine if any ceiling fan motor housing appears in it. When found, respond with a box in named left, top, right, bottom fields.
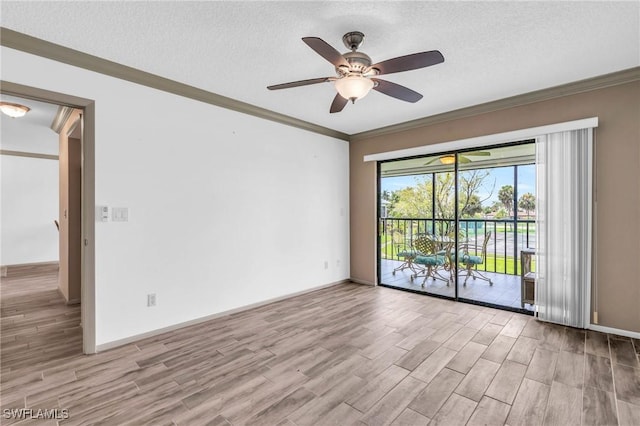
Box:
left=337, top=51, right=374, bottom=76
left=337, top=32, right=378, bottom=77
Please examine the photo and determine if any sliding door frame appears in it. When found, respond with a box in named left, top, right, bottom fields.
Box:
left=376, top=139, right=536, bottom=315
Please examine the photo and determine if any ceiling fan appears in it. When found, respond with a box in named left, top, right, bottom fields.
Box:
left=267, top=31, right=444, bottom=113
left=425, top=152, right=492, bottom=165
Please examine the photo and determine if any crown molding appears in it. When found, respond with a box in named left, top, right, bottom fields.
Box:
left=0, top=27, right=349, bottom=142
left=50, top=105, right=75, bottom=134
left=2, top=28, right=637, bottom=144
left=351, top=66, right=640, bottom=141
left=1, top=149, right=58, bottom=160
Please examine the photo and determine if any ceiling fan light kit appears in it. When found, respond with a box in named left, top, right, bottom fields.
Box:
left=0, top=101, right=31, bottom=118
left=267, top=31, right=444, bottom=113
left=424, top=151, right=493, bottom=166
left=440, top=155, right=456, bottom=165
left=334, top=75, right=375, bottom=103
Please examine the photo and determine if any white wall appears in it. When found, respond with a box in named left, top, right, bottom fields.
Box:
left=0, top=96, right=60, bottom=155
left=1, top=46, right=350, bottom=346
left=1, top=155, right=59, bottom=265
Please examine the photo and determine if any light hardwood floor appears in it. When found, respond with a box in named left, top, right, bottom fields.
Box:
left=1, top=265, right=639, bottom=425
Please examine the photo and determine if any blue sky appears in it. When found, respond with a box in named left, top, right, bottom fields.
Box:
left=381, top=165, right=535, bottom=206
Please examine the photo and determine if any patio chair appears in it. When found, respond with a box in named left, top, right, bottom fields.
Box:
left=459, top=231, right=493, bottom=286
left=411, top=235, right=449, bottom=286
left=391, top=230, right=418, bottom=276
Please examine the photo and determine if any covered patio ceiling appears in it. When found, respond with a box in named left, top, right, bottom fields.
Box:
left=381, top=142, right=536, bottom=177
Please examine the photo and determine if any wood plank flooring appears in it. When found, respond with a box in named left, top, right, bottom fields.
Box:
left=1, top=265, right=639, bottom=425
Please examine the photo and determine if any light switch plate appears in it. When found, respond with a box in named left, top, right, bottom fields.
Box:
left=96, top=206, right=109, bottom=222
left=112, top=207, right=128, bottom=222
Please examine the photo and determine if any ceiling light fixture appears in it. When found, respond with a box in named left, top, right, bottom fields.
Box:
left=0, top=102, right=30, bottom=118
left=440, top=154, right=456, bottom=165
left=267, top=31, right=443, bottom=113
left=334, top=75, right=374, bottom=103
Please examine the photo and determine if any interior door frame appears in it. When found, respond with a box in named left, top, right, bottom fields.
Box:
left=1, top=81, right=97, bottom=354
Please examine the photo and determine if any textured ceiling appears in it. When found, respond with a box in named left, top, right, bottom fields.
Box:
left=0, top=95, right=59, bottom=155
left=1, top=1, right=638, bottom=135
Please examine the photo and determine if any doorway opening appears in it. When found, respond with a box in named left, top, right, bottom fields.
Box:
left=1, top=82, right=96, bottom=353
left=377, top=141, right=536, bottom=314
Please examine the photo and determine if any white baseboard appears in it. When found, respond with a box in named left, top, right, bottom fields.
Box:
left=1, top=261, right=59, bottom=278
left=56, top=288, right=69, bottom=304
left=96, top=279, right=350, bottom=352
left=1, top=261, right=59, bottom=269
left=589, top=324, right=640, bottom=340
left=350, top=277, right=375, bottom=286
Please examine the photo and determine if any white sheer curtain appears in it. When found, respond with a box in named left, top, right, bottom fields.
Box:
left=536, top=128, right=593, bottom=328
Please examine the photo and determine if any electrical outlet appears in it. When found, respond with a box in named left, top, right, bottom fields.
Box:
left=324, top=261, right=329, bottom=270
left=147, top=293, right=156, bottom=307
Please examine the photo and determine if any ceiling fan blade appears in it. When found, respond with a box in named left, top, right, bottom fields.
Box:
left=330, top=93, right=348, bottom=113
left=467, top=151, right=491, bottom=156
left=302, top=37, right=350, bottom=68
left=370, top=50, right=444, bottom=75
left=424, top=157, right=440, bottom=165
left=267, top=77, right=331, bottom=90
left=459, top=156, right=472, bottom=163
left=371, top=78, right=423, bottom=103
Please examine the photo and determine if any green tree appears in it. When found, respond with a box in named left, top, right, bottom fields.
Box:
left=434, top=173, right=454, bottom=219
left=498, top=185, right=514, bottom=216
left=458, top=170, right=495, bottom=218
left=518, top=192, right=536, bottom=218
left=381, top=190, right=400, bottom=213
left=488, top=201, right=502, bottom=212
left=495, top=207, right=508, bottom=219
left=461, top=194, right=483, bottom=217
left=388, top=171, right=494, bottom=220
left=389, top=177, right=433, bottom=218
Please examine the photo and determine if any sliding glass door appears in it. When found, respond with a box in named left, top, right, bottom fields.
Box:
left=378, top=141, right=536, bottom=313
left=378, top=154, right=455, bottom=298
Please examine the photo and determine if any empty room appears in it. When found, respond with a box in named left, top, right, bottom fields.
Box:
left=1, top=2, right=638, bottom=425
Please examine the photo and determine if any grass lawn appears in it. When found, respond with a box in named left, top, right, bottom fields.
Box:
left=484, top=255, right=522, bottom=275
left=381, top=248, right=535, bottom=276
